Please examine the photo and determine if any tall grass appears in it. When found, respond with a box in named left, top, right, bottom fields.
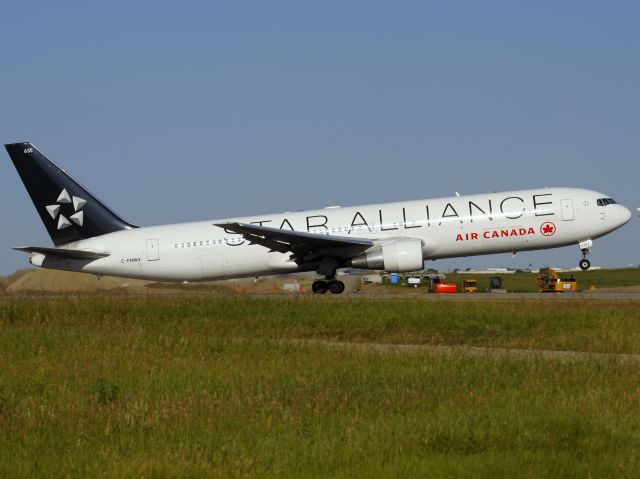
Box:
left=2, top=296, right=638, bottom=353
left=1, top=297, right=639, bottom=477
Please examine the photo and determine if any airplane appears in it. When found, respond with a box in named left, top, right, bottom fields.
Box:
left=4, top=142, right=633, bottom=294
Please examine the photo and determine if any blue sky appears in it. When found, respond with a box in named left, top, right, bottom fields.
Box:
left=1, top=1, right=638, bottom=274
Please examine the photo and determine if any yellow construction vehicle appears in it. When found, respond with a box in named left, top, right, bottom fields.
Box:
left=537, top=268, right=577, bottom=292
left=462, top=279, right=478, bottom=292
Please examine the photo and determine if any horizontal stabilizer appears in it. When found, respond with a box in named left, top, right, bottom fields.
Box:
left=12, top=246, right=109, bottom=260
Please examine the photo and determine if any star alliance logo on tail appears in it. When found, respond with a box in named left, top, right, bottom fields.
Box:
left=45, top=188, right=86, bottom=230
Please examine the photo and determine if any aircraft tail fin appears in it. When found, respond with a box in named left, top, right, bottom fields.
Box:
left=5, top=142, right=136, bottom=246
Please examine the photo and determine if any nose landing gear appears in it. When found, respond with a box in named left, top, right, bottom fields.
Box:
left=312, top=279, right=345, bottom=294
left=578, top=239, right=593, bottom=270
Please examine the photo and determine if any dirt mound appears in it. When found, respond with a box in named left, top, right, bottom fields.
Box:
left=1, top=269, right=36, bottom=292
left=1, top=269, right=360, bottom=295
left=5, top=268, right=150, bottom=293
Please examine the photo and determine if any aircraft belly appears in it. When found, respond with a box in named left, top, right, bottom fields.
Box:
left=94, top=243, right=277, bottom=282
left=150, top=256, right=204, bottom=281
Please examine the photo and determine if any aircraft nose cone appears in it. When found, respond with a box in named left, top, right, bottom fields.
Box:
left=620, top=205, right=632, bottom=225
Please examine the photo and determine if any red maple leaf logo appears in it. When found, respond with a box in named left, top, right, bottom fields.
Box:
left=540, top=222, right=556, bottom=236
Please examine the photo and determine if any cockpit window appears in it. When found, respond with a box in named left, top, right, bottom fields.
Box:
left=597, top=198, right=617, bottom=206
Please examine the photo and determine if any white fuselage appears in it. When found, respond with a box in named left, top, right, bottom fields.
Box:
left=31, top=187, right=631, bottom=281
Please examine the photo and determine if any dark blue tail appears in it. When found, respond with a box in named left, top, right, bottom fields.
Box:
left=5, top=142, right=136, bottom=246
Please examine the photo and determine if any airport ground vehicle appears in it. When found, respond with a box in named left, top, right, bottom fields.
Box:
left=487, top=276, right=504, bottom=292
left=462, top=279, right=478, bottom=292
left=430, top=276, right=457, bottom=293
left=536, top=267, right=577, bottom=292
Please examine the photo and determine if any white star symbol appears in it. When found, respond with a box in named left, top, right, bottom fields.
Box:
left=45, top=188, right=86, bottom=230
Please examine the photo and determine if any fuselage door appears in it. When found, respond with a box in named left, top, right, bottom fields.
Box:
left=561, top=199, right=575, bottom=221
left=146, top=239, right=160, bottom=261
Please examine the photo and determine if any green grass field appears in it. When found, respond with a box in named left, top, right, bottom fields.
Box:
left=1, top=297, right=640, bottom=478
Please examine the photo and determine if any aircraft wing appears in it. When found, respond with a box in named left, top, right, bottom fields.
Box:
left=215, top=222, right=373, bottom=261
left=12, top=246, right=110, bottom=260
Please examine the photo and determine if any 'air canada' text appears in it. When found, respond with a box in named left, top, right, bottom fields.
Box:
left=455, top=227, right=537, bottom=242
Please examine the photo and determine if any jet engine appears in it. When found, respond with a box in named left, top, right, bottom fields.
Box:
left=350, top=238, right=424, bottom=272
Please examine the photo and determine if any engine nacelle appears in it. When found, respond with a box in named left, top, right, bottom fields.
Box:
left=350, top=238, right=424, bottom=272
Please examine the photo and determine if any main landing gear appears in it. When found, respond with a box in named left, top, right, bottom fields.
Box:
left=312, top=279, right=345, bottom=295
left=312, top=257, right=345, bottom=294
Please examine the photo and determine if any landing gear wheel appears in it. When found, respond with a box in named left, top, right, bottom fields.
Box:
left=579, top=259, right=591, bottom=271
left=312, top=280, right=328, bottom=294
left=328, top=280, right=345, bottom=295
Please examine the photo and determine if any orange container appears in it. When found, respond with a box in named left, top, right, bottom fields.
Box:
left=434, top=283, right=457, bottom=293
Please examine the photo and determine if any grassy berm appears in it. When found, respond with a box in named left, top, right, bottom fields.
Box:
left=1, top=296, right=639, bottom=478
